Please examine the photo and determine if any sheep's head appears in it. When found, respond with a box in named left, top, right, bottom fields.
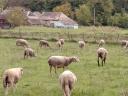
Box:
left=71, top=56, right=80, bottom=62
left=17, top=68, right=23, bottom=76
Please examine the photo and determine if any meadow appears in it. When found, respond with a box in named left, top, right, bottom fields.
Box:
left=0, top=38, right=128, bottom=96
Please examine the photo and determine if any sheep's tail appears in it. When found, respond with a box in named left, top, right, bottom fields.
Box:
left=64, top=84, right=70, bottom=96
left=3, top=75, right=8, bottom=88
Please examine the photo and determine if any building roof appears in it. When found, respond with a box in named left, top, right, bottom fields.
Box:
left=27, top=11, right=78, bottom=26
left=27, top=18, right=41, bottom=25
left=41, top=12, right=78, bottom=25
left=0, top=14, right=6, bottom=19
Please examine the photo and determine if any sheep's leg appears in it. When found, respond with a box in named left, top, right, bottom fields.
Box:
left=97, top=57, right=100, bottom=66
left=64, top=84, right=70, bottom=96
left=49, top=66, right=52, bottom=75
left=102, top=59, right=104, bottom=66
left=54, top=66, right=57, bottom=74
left=104, top=57, right=106, bottom=64
left=24, top=53, right=26, bottom=59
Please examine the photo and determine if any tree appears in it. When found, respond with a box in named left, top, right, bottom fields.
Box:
left=86, top=0, right=113, bottom=25
left=6, top=7, right=27, bottom=26
left=76, top=4, right=91, bottom=25
left=53, top=2, right=73, bottom=18
left=0, top=0, right=7, bottom=11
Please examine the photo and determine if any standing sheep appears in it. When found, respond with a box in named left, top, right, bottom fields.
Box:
left=3, top=67, right=23, bottom=96
left=125, top=41, right=128, bottom=48
left=56, top=39, right=65, bottom=48
left=78, top=40, right=85, bottom=49
left=48, top=56, right=79, bottom=74
left=24, top=47, right=36, bottom=59
left=56, top=40, right=62, bottom=48
left=59, top=39, right=65, bottom=45
left=59, top=70, right=77, bottom=96
left=39, top=40, right=51, bottom=48
left=99, top=39, right=105, bottom=47
left=120, top=40, right=128, bottom=48
left=16, top=39, right=29, bottom=48
left=97, top=47, right=108, bottom=66
left=120, top=40, right=127, bottom=46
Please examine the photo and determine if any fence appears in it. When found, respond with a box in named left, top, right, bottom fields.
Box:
left=0, top=31, right=128, bottom=44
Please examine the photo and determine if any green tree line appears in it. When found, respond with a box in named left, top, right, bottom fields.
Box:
left=0, top=0, right=128, bottom=28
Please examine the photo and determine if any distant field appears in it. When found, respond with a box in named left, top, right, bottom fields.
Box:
left=1, top=26, right=128, bottom=35
left=0, top=38, right=128, bottom=96
left=0, top=26, right=128, bottom=44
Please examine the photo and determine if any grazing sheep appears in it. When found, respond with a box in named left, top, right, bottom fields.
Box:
left=59, top=70, right=77, bottom=96
left=39, top=40, right=51, bottom=48
left=3, top=68, right=23, bottom=96
left=97, top=47, right=108, bottom=66
left=56, top=39, right=65, bottom=48
left=24, top=47, right=36, bottom=59
left=48, top=56, right=79, bottom=74
left=59, top=39, right=65, bottom=45
left=120, top=40, right=127, bottom=46
left=120, top=40, right=128, bottom=48
left=16, top=39, right=29, bottom=48
left=56, top=40, right=62, bottom=48
left=78, top=40, right=85, bottom=48
left=125, top=41, right=128, bottom=48
left=99, top=39, right=105, bottom=47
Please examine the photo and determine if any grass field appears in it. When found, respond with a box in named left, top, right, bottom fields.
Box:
left=1, top=26, right=128, bottom=35
left=0, top=38, right=128, bottom=96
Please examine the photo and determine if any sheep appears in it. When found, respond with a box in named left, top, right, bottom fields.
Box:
left=39, top=40, right=51, bottom=48
left=125, top=41, right=128, bottom=48
left=59, top=39, right=65, bottom=45
left=16, top=39, right=29, bottom=48
left=78, top=40, right=85, bottom=49
left=120, top=40, right=128, bottom=48
left=56, top=40, right=62, bottom=48
left=56, top=39, right=65, bottom=48
left=2, top=67, right=23, bottom=96
left=24, top=47, right=36, bottom=59
left=59, top=70, right=77, bottom=96
left=99, top=39, right=105, bottom=47
left=48, top=56, right=79, bottom=74
left=97, top=47, right=108, bottom=66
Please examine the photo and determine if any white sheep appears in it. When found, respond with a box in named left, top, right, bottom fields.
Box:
left=97, top=47, right=108, bottom=66
left=78, top=40, right=85, bottom=49
left=59, top=39, right=65, bottom=45
left=125, top=41, right=128, bottom=48
left=16, top=39, right=29, bottom=48
left=56, top=40, right=62, bottom=48
left=56, top=39, right=65, bottom=48
left=59, top=70, right=77, bottom=96
left=39, top=40, right=51, bottom=48
left=24, top=47, right=36, bottom=59
left=48, top=56, right=79, bottom=74
left=2, top=67, right=23, bottom=96
left=99, top=39, right=105, bottom=47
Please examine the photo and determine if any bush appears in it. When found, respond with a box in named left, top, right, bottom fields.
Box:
left=6, top=7, right=28, bottom=26
left=108, top=13, right=128, bottom=28
left=118, top=14, right=128, bottom=28
left=76, top=4, right=92, bottom=26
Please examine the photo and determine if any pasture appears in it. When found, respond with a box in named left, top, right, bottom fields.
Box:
left=0, top=38, right=128, bottom=96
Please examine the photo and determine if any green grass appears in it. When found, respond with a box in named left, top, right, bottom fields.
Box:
left=1, top=26, right=128, bottom=35
left=0, top=38, right=128, bottom=96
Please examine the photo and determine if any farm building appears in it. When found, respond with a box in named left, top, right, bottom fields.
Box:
left=27, top=11, right=78, bottom=29
left=0, top=14, right=11, bottom=29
